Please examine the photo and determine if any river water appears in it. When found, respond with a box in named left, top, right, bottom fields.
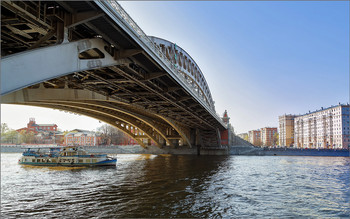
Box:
left=1, top=153, right=349, bottom=218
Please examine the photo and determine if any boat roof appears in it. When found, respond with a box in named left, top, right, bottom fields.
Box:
left=22, top=146, right=84, bottom=150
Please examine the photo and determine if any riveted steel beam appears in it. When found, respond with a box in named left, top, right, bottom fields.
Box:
left=45, top=101, right=165, bottom=148
left=27, top=101, right=162, bottom=148
left=16, top=102, right=147, bottom=148
left=1, top=38, right=122, bottom=95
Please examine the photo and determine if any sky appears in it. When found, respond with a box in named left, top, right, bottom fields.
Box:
left=1, top=1, right=349, bottom=134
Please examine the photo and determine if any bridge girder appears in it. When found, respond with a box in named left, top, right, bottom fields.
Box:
left=1, top=0, right=227, bottom=148
left=1, top=38, right=124, bottom=95
left=2, top=86, right=194, bottom=147
left=19, top=102, right=148, bottom=148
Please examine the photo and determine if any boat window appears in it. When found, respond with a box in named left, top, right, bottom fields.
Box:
left=37, top=159, right=40, bottom=162
left=24, top=159, right=27, bottom=162
left=86, top=159, right=90, bottom=163
left=52, top=159, right=57, bottom=162
left=92, top=159, right=97, bottom=163
left=79, top=159, right=83, bottom=163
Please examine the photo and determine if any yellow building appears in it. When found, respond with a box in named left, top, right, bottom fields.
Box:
left=278, top=115, right=296, bottom=147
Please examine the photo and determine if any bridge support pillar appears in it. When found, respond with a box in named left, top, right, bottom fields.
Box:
left=159, top=138, right=166, bottom=148
left=190, top=129, right=197, bottom=147
left=171, top=139, right=179, bottom=148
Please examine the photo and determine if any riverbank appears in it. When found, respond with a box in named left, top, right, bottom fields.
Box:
left=0, top=145, right=197, bottom=155
left=2, top=145, right=348, bottom=157
left=229, top=145, right=350, bottom=157
left=262, top=147, right=350, bottom=157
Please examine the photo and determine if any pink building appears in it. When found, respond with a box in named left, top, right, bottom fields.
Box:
left=17, top=118, right=57, bottom=134
left=248, top=130, right=261, bottom=146
left=260, top=127, right=278, bottom=147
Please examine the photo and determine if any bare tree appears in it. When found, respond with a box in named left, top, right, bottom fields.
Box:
left=97, top=124, right=129, bottom=145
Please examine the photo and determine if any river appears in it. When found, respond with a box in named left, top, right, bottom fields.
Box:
left=1, top=153, right=349, bottom=218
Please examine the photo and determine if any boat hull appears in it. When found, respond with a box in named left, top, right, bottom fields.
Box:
left=19, top=159, right=117, bottom=167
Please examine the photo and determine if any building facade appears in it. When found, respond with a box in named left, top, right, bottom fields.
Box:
left=279, top=115, right=296, bottom=147
left=294, top=104, right=350, bottom=149
left=260, top=127, right=278, bottom=147
left=248, top=130, right=261, bottom=146
left=64, top=130, right=102, bottom=146
left=17, top=118, right=58, bottom=134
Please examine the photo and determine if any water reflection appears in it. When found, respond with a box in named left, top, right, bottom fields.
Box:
left=1, top=153, right=349, bottom=218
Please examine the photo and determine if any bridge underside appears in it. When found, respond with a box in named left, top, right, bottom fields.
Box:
left=3, top=84, right=221, bottom=148
left=1, top=1, right=225, bottom=148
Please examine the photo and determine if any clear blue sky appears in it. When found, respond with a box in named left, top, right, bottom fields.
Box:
left=1, top=1, right=349, bottom=134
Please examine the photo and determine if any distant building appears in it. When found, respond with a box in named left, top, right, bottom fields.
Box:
left=248, top=130, right=261, bottom=146
left=260, top=127, right=278, bottom=147
left=16, top=118, right=62, bottom=144
left=64, top=129, right=102, bottom=146
left=237, top=133, right=248, bottom=141
left=17, top=118, right=58, bottom=134
left=35, top=131, right=64, bottom=144
left=294, top=103, right=349, bottom=149
left=279, top=115, right=296, bottom=147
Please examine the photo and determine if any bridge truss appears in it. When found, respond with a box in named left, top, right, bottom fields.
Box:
left=1, top=1, right=227, bottom=148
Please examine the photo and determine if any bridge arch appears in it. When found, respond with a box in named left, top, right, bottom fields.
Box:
left=148, top=36, right=215, bottom=111
left=1, top=0, right=226, bottom=149
left=2, top=86, right=193, bottom=147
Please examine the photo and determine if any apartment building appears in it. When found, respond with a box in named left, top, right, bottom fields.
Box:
left=260, top=127, right=278, bottom=147
left=65, top=130, right=102, bottom=146
left=279, top=115, right=296, bottom=147
left=248, top=130, right=261, bottom=146
left=294, top=104, right=350, bottom=149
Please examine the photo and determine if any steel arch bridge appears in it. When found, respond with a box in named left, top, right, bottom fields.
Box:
left=1, top=1, right=229, bottom=149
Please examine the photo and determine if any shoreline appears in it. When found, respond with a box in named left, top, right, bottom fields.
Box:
left=1, top=145, right=349, bottom=157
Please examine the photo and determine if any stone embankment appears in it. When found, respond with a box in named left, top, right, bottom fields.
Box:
left=0, top=145, right=197, bottom=155
left=229, top=137, right=263, bottom=155
left=1, top=138, right=264, bottom=156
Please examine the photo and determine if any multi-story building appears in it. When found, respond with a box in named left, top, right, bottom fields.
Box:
left=17, top=118, right=58, bottom=134
left=35, top=131, right=64, bottom=144
left=294, top=104, right=350, bottom=149
left=248, top=130, right=261, bottom=146
left=279, top=115, right=296, bottom=147
left=64, top=129, right=102, bottom=146
left=260, top=127, right=278, bottom=147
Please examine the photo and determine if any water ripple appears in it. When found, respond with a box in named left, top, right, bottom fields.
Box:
left=1, top=153, right=349, bottom=218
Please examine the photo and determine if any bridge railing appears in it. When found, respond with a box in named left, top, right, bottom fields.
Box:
left=105, top=1, right=219, bottom=117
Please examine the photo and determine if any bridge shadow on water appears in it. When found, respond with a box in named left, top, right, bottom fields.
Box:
left=87, top=154, right=231, bottom=218
left=2, top=153, right=231, bottom=218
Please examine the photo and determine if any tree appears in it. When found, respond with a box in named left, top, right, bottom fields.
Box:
left=19, top=130, right=35, bottom=144
left=1, top=123, right=20, bottom=144
left=273, top=132, right=279, bottom=146
left=1, top=123, right=10, bottom=135
left=97, top=124, right=129, bottom=145
left=1, top=130, right=19, bottom=144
